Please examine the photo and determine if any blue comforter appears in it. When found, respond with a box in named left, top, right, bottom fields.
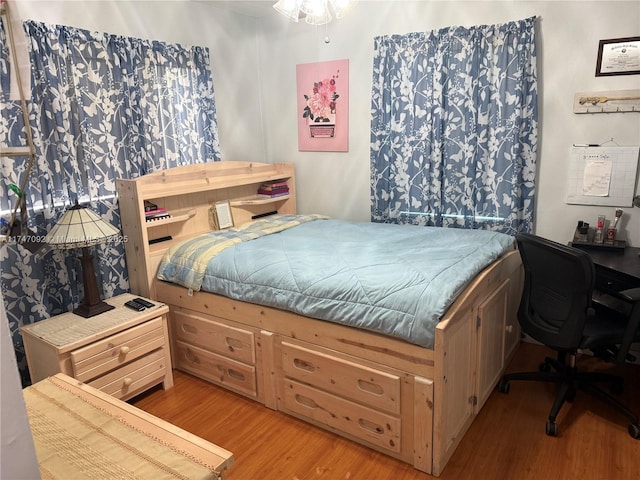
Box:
left=157, top=216, right=514, bottom=348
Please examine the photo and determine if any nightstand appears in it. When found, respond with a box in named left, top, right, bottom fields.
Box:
left=20, top=293, right=173, bottom=400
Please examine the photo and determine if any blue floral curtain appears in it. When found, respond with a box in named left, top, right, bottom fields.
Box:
left=0, top=20, right=220, bottom=385
left=370, top=17, right=537, bottom=234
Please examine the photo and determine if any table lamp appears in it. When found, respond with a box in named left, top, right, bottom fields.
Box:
left=45, top=202, right=119, bottom=317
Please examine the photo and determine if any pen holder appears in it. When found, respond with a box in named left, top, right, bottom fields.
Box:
left=573, top=221, right=589, bottom=243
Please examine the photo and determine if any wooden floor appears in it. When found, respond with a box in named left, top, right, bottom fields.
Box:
left=132, top=343, right=640, bottom=480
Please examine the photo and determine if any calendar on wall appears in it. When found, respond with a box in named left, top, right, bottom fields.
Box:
left=566, top=146, right=640, bottom=206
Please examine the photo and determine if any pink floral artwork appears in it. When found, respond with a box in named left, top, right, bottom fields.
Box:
left=296, top=59, right=349, bottom=152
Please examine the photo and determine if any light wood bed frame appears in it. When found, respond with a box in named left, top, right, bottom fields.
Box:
left=117, top=161, right=523, bottom=476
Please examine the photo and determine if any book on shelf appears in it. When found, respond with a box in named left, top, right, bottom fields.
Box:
left=144, top=200, right=158, bottom=212
left=145, top=207, right=167, bottom=216
left=257, top=191, right=289, bottom=198
left=261, top=180, right=288, bottom=188
left=258, top=187, right=289, bottom=194
left=259, top=180, right=289, bottom=191
left=257, top=180, right=289, bottom=198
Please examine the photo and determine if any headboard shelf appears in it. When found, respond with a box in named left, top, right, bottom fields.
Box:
left=117, top=161, right=296, bottom=298
left=230, top=194, right=291, bottom=207
left=132, top=162, right=294, bottom=198
left=145, top=209, right=197, bottom=229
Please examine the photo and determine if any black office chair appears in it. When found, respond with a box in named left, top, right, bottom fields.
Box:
left=498, top=232, right=640, bottom=439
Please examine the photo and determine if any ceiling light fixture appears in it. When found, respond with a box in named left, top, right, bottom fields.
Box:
left=273, top=0, right=357, bottom=26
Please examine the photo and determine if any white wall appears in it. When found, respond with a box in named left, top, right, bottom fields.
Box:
left=10, top=0, right=640, bottom=245
left=254, top=0, right=640, bottom=245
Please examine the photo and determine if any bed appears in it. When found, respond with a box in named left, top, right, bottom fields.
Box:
left=117, top=161, right=523, bottom=476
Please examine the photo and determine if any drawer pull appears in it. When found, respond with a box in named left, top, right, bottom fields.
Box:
left=358, top=418, right=384, bottom=435
left=227, top=369, right=246, bottom=381
left=225, top=337, right=244, bottom=352
left=294, top=394, right=319, bottom=409
left=182, top=324, right=198, bottom=334
left=505, top=325, right=514, bottom=333
left=293, top=358, right=316, bottom=372
left=357, top=379, right=384, bottom=396
left=119, top=346, right=131, bottom=355
left=122, top=377, right=133, bottom=387
left=185, top=348, right=200, bottom=364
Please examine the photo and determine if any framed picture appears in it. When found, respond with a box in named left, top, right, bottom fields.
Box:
left=296, top=59, right=349, bottom=152
left=210, top=201, right=234, bottom=229
left=595, top=37, right=640, bottom=76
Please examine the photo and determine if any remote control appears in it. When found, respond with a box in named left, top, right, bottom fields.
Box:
left=134, top=297, right=155, bottom=308
left=124, top=300, right=145, bottom=311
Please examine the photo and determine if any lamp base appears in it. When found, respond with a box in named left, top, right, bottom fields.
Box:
left=73, top=246, right=115, bottom=318
left=73, top=300, right=115, bottom=318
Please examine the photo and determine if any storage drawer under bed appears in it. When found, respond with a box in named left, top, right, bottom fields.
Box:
left=281, top=377, right=402, bottom=454
left=280, top=340, right=401, bottom=415
left=173, top=310, right=256, bottom=365
left=173, top=340, right=257, bottom=398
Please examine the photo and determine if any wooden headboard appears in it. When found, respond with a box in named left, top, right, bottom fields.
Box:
left=116, top=161, right=296, bottom=299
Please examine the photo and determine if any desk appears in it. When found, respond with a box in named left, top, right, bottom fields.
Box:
left=572, top=245, right=640, bottom=362
left=578, top=246, right=640, bottom=294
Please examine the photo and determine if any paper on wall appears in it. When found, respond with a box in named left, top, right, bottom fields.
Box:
left=582, top=159, right=612, bottom=196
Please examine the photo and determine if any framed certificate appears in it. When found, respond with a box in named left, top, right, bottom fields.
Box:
left=595, top=36, right=640, bottom=76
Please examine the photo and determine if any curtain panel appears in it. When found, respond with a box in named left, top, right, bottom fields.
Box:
left=370, top=16, right=538, bottom=234
left=0, top=20, right=220, bottom=385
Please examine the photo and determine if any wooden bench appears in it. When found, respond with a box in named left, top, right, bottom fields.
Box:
left=23, top=373, right=234, bottom=479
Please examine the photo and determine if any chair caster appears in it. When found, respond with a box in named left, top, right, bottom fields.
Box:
left=498, top=379, right=510, bottom=394
left=545, top=420, right=558, bottom=437
left=629, top=423, right=640, bottom=439
left=538, top=361, right=551, bottom=373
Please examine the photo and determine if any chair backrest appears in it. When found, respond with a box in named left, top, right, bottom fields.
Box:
left=515, top=233, right=596, bottom=351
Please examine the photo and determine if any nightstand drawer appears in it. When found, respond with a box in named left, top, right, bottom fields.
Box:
left=88, top=349, right=167, bottom=399
left=71, top=316, right=164, bottom=382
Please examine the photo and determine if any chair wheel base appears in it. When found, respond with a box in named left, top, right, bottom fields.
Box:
left=545, top=420, right=558, bottom=437
left=498, top=379, right=510, bottom=394
left=629, top=423, right=640, bottom=439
